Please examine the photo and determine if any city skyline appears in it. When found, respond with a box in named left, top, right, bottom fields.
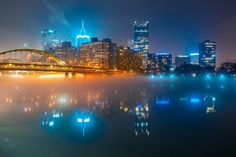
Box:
left=0, top=0, right=236, bottom=64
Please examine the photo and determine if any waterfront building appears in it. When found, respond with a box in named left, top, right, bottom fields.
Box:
left=157, top=52, right=172, bottom=72
left=102, top=38, right=117, bottom=69
left=41, top=29, right=61, bottom=52
left=79, top=39, right=109, bottom=69
left=116, top=46, right=142, bottom=71
left=199, top=40, right=216, bottom=67
left=175, top=55, right=190, bottom=67
left=189, top=53, right=199, bottom=65
left=147, top=53, right=159, bottom=72
left=54, top=41, right=79, bottom=65
left=133, top=21, right=149, bottom=69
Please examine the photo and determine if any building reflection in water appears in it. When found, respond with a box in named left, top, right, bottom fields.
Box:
left=73, top=110, right=93, bottom=137
left=41, top=110, right=64, bottom=128
left=0, top=80, right=222, bottom=140
left=134, top=104, right=149, bottom=136
left=204, top=95, right=216, bottom=114
left=155, top=95, right=170, bottom=106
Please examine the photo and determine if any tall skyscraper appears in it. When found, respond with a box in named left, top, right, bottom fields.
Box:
left=76, top=21, right=90, bottom=47
left=133, top=21, right=149, bottom=69
left=199, top=40, right=216, bottom=67
left=79, top=39, right=109, bottom=69
left=41, top=29, right=59, bottom=51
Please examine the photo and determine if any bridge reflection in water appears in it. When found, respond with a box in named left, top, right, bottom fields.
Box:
left=0, top=49, right=118, bottom=74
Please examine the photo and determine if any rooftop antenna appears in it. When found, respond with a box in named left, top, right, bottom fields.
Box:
left=79, top=20, right=87, bottom=35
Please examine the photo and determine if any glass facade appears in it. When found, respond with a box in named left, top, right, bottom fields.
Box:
left=41, top=29, right=59, bottom=51
left=133, top=21, right=149, bottom=69
left=199, top=40, right=216, bottom=67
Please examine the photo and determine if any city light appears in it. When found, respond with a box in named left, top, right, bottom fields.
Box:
left=156, top=98, right=170, bottom=105
left=190, top=97, right=200, bottom=103
left=1, top=0, right=236, bottom=156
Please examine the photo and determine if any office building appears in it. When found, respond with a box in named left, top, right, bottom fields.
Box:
left=147, top=53, right=159, bottom=72
left=79, top=40, right=109, bottom=69
left=189, top=53, right=199, bottom=65
left=54, top=41, right=79, bottom=65
left=116, top=46, right=142, bottom=71
left=102, top=38, right=117, bottom=69
left=41, top=29, right=61, bottom=51
left=199, top=40, right=216, bottom=67
left=157, top=52, right=172, bottom=72
left=133, top=21, right=149, bottom=69
left=175, top=55, right=190, bottom=67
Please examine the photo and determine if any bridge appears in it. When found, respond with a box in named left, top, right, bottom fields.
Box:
left=0, top=49, right=116, bottom=74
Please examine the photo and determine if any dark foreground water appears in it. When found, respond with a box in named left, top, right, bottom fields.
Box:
left=0, top=75, right=236, bottom=157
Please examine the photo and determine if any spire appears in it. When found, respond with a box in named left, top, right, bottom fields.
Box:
left=79, top=20, right=87, bottom=36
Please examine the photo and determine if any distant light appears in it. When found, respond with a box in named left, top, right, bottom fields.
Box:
left=53, top=113, right=63, bottom=118
left=77, top=118, right=83, bottom=123
left=49, top=121, right=54, bottom=127
left=84, top=118, right=90, bottom=123
left=191, top=97, right=200, bottom=103
left=205, top=74, right=212, bottom=80
left=76, top=35, right=90, bottom=39
left=218, top=74, right=226, bottom=80
left=157, top=52, right=170, bottom=55
left=48, top=30, right=54, bottom=33
left=190, top=53, right=199, bottom=56
left=156, top=98, right=170, bottom=105
left=170, top=68, right=175, bottom=72
left=170, top=74, right=175, bottom=79
left=136, top=104, right=143, bottom=109
left=192, top=73, right=196, bottom=77
left=178, top=55, right=189, bottom=58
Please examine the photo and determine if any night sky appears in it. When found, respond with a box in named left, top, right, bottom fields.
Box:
left=0, top=0, right=236, bottom=64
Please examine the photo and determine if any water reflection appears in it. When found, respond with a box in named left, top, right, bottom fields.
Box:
left=0, top=76, right=236, bottom=156
left=204, top=95, right=216, bottom=114
left=134, top=104, right=149, bottom=136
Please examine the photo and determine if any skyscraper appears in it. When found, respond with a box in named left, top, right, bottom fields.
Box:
left=199, top=40, right=216, bottom=67
left=133, top=21, right=149, bottom=69
left=41, top=29, right=59, bottom=51
left=76, top=21, right=90, bottom=48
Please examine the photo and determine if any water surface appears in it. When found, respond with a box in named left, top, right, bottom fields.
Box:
left=0, top=75, right=236, bottom=157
